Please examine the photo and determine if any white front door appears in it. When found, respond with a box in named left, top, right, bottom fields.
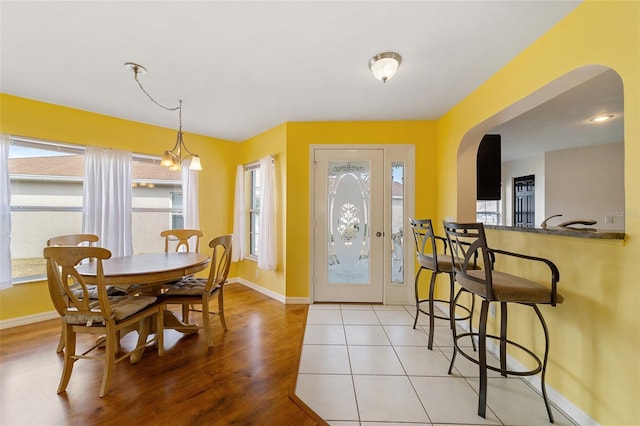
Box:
left=313, top=149, right=385, bottom=303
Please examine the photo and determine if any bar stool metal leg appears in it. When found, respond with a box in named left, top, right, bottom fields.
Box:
left=477, top=300, right=489, bottom=419
left=535, top=304, right=555, bottom=423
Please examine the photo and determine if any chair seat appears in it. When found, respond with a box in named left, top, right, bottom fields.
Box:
left=417, top=253, right=454, bottom=272
left=64, top=295, right=158, bottom=325
left=164, top=277, right=222, bottom=297
left=71, top=285, right=126, bottom=300
left=418, top=254, right=481, bottom=273
left=460, top=270, right=564, bottom=304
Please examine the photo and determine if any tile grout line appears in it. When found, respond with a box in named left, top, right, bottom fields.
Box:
left=340, top=305, right=363, bottom=425
left=382, top=305, right=435, bottom=425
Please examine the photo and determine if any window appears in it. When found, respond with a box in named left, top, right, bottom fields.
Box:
left=476, top=200, right=502, bottom=225
left=8, top=137, right=182, bottom=283
left=9, top=139, right=84, bottom=283
left=171, top=192, right=184, bottom=229
left=130, top=156, right=181, bottom=254
left=247, top=165, right=261, bottom=257
left=391, top=162, right=404, bottom=284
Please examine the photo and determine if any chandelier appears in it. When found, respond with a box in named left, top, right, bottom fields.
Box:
left=125, top=62, right=201, bottom=171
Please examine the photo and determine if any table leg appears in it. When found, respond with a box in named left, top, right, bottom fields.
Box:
left=163, top=309, right=199, bottom=334
left=130, top=318, right=151, bottom=364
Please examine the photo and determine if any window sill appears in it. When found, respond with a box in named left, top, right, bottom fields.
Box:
left=10, top=276, right=46, bottom=285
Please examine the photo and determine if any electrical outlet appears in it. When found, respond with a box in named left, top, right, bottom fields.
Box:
left=605, top=215, right=613, bottom=224
left=489, top=304, right=496, bottom=318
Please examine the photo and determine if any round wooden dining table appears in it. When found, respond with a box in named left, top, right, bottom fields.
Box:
left=76, top=252, right=210, bottom=287
left=76, top=252, right=210, bottom=362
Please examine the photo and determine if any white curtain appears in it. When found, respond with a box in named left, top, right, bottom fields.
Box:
left=231, top=165, right=245, bottom=262
left=258, top=156, right=276, bottom=271
left=181, top=158, right=200, bottom=249
left=0, top=134, right=12, bottom=289
left=82, top=146, right=132, bottom=257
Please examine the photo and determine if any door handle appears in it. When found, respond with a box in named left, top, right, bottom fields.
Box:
left=376, top=231, right=383, bottom=237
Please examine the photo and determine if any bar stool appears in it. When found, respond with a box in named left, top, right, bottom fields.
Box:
left=409, top=218, right=475, bottom=350
left=442, top=221, right=563, bottom=423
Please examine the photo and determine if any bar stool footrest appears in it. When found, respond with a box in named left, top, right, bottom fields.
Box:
left=417, top=298, right=473, bottom=322
left=453, top=332, right=543, bottom=377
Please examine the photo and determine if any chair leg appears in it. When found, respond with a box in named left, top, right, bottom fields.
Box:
left=500, top=301, right=508, bottom=377
left=218, top=287, right=227, bottom=331
left=478, top=300, right=489, bottom=419
left=99, top=325, right=116, bottom=398
left=447, top=291, right=460, bottom=375
left=427, top=271, right=437, bottom=350
left=533, top=304, right=555, bottom=423
left=57, top=324, right=75, bottom=394
left=182, top=304, right=190, bottom=323
left=202, top=298, right=213, bottom=347
left=451, top=288, right=477, bottom=352
left=412, top=268, right=423, bottom=329
left=56, top=321, right=65, bottom=353
left=448, top=273, right=456, bottom=331
left=469, top=293, right=477, bottom=351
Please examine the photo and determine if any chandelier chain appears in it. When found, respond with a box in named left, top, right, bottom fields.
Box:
left=133, top=71, right=183, bottom=130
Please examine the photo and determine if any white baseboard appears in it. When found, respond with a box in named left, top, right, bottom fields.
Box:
left=284, top=296, right=311, bottom=304
left=434, top=301, right=598, bottom=426
left=229, top=277, right=309, bottom=305
left=0, top=310, right=59, bottom=330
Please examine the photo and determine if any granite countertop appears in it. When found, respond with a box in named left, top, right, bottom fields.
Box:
left=484, top=225, right=625, bottom=240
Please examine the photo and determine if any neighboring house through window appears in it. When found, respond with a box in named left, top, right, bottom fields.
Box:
left=8, top=137, right=182, bottom=283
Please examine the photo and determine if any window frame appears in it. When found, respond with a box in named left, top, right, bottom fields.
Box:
left=245, top=162, right=260, bottom=261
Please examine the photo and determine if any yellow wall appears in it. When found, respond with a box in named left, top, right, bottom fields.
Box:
left=285, top=121, right=437, bottom=297
left=0, top=94, right=239, bottom=319
left=436, top=2, right=639, bottom=424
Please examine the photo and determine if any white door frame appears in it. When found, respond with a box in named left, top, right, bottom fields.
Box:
left=309, top=144, right=415, bottom=305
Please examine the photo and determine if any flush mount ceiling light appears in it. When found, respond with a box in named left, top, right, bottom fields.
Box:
left=589, top=114, right=614, bottom=123
left=125, top=62, right=202, bottom=171
left=368, top=52, right=402, bottom=83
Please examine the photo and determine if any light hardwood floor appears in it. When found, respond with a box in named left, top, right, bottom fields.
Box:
left=0, top=283, right=325, bottom=426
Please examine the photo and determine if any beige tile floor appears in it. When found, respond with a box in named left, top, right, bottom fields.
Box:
left=295, top=303, right=576, bottom=426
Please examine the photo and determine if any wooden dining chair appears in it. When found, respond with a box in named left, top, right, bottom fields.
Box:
left=47, top=233, right=100, bottom=353
left=158, top=229, right=205, bottom=310
left=44, top=245, right=164, bottom=398
left=163, top=235, right=232, bottom=347
left=161, top=229, right=204, bottom=253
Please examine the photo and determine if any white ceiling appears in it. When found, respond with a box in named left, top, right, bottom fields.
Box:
left=1, top=1, right=584, bottom=144
left=495, top=68, right=624, bottom=162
